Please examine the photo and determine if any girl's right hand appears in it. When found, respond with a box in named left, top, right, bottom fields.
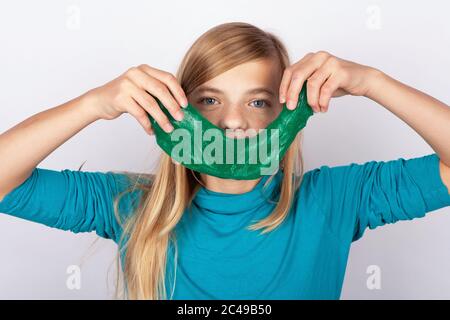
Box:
left=86, top=64, right=188, bottom=135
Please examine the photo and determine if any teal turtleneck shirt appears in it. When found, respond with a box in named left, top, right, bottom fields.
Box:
left=1, top=153, right=449, bottom=299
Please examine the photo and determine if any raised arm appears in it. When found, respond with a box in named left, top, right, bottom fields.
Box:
left=0, top=65, right=187, bottom=242
left=278, top=50, right=450, bottom=191
left=302, top=153, right=450, bottom=243
left=365, top=70, right=450, bottom=192
left=0, top=93, right=100, bottom=200
left=0, top=64, right=188, bottom=201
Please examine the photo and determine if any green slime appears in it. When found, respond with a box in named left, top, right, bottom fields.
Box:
left=146, top=83, right=313, bottom=180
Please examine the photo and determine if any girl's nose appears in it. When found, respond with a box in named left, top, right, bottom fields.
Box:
left=218, top=104, right=247, bottom=132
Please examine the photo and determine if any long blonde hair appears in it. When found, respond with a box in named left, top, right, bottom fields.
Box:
left=112, top=22, right=306, bottom=300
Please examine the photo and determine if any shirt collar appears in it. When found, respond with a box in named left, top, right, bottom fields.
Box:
left=192, top=170, right=283, bottom=215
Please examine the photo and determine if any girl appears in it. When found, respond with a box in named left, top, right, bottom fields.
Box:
left=0, top=22, right=449, bottom=300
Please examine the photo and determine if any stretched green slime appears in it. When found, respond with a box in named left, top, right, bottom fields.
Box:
left=146, top=83, right=313, bottom=180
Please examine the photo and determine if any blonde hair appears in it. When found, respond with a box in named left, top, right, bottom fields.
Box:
left=112, top=22, right=306, bottom=300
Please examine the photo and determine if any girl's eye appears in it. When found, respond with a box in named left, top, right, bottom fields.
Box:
left=198, top=97, right=271, bottom=108
left=199, top=97, right=218, bottom=105
left=250, top=99, right=271, bottom=108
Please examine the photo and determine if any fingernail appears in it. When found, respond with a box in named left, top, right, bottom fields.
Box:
left=164, top=123, right=174, bottom=132
left=174, top=110, right=184, bottom=121
left=280, top=96, right=285, bottom=103
left=287, top=100, right=295, bottom=109
left=181, top=99, right=189, bottom=108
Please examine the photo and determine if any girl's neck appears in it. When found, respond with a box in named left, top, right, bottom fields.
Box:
left=199, top=174, right=262, bottom=194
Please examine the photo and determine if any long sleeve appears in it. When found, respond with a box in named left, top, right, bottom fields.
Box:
left=0, top=167, right=144, bottom=243
left=305, top=153, right=450, bottom=242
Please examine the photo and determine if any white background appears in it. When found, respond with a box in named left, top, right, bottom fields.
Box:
left=0, top=0, right=449, bottom=299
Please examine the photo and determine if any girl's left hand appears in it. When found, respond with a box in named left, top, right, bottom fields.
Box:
left=279, top=50, right=381, bottom=113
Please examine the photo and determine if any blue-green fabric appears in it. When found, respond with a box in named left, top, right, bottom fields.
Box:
left=1, top=153, right=449, bottom=299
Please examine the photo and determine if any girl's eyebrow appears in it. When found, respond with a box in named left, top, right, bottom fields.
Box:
left=195, top=86, right=275, bottom=97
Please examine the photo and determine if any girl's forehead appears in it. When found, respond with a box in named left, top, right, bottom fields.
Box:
left=191, top=59, right=281, bottom=97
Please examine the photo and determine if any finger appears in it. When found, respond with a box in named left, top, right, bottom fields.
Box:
left=126, top=97, right=160, bottom=135
left=127, top=67, right=184, bottom=122
left=279, top=68, right=292, bottom=104
left=285, top=57, right=327, bottom=110
left=285, top=66, right=314, bottom=110
left=318, top=73, right=341, bottom=112
left=138, top=64, right=188, bottom=108
left=306, top=68, right=332, bottom=112
left=279, top=52, right=313, bottom=103
left=127, top=86, right=174, bottom=133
